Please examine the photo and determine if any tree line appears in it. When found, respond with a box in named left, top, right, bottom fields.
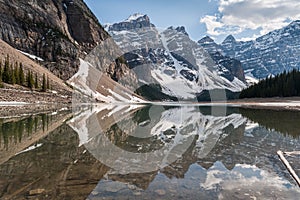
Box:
left=0, top=113, right=52, bottom=150
left=0, top=55, right=50, bottom=91
left=240, top=69, right=300, bottom=98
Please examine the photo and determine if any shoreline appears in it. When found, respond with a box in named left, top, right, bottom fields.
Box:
left=227, top=97, right=300, bottom=111
left=0, top=88, right=72, bottom=104
left=0, top=104, right=72, bottom=119
left=145, top=97, right=300, bottom=111
left=0, top=97, right=299, bottom=118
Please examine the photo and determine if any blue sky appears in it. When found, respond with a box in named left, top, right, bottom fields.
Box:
left=84, top=0, right=300, bottom=43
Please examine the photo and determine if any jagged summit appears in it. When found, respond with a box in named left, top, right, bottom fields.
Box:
left=107, top=16, right=246, bottom=100
left=198, top=36, right=215, bottom=44
left=217, top=20, right=300, bottom=79
left=108, top=13, right=154, bottom=32
left=125, top=13, right=147, bottom=22
left=175, top=26, right=189, bottom=36
left=282, top=20, right=300, bottom=33
left=167, top=26, right=189, bottom=36
left=198, top=36, right=222, bottom=54
left=222, top=35, right=236, bottom=44
left=288, top=20, right=300, bottom=26
left=198, top=36, right=245, bottom=82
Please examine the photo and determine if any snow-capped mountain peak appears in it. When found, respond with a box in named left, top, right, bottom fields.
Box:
left=108, top=13, right=154, bottom=32
left=222, top=35, right=236, bottom=44
left=167, top=26, right=189, bottom=36
left=197, top=19, right=300, bottom=84
left=198, top=36, right=223, bottom=54
left=216, top=20, right=300, bottom=79
left=125, top=13, right=147, bottom=22
left=107, top=14, right=246, bottom=100
left=198, top=36, right=215, bottom=44
left=287, top=20, right=300, bottom=28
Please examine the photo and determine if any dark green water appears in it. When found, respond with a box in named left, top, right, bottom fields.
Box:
left=0, top=105, right=300, bottom=200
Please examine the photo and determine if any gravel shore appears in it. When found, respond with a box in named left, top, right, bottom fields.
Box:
left=228, top=97, right=300, bottom=111
left=0, top=104, right=72, bottom=118
left=0, top=88, right=72, bottom=104
left=0, top=87, right=72, bottom=118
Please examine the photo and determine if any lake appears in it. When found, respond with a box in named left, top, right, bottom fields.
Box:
left=0, top=105, right=300, bottom=200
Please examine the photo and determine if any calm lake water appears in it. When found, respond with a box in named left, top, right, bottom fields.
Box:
left=0, top=105, right=300, bottom=200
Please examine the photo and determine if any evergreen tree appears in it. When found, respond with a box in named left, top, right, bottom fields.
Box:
left=42, top=73, right=47, bottom=92
left=3, top=54, right=10, bottom=83
left=27, top=70, right=34, bottom=89
left=0, top=65, right=2, bottom=88
left=47, top=76, right=50, bottom=90
left=0, top=60, right=2, bottom=77
left=0, top=62, right=2, bottom=88
left=14, top=62, right=20, bottom=85
left=19, top=63, right=25, bottom=86
left=11, top=64, right=16, bottom=85
left=240, top=69, right=300, bottom=99
left=34, top=73, right=39, bottom=89
left=0, top=77, right=2, bottom=88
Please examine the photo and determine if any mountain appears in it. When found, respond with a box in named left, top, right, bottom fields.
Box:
left=107, top=13, right=155, bottom=31
left=198, top=36, right=245, bottom=83
left=218, top=21, right=300, bottom=79
left=0, top=0, right=109, bottom=80
left=106, top=14, right=246, bottom=100
left=198, top=36, right=256, bottom=85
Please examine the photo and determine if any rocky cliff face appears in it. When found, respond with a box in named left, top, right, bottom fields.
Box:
left=0, top=0, right=109, bottom=80
left=108, top=13, right=155, bottom=32
left=198, top=36, right=245, bottom=82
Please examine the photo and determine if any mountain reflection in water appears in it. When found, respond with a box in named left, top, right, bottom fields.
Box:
left=0, top=105, right=299, bottom=200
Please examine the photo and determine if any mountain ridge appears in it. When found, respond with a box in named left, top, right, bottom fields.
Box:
left=106, top=14, right=246, bottom=100
left=200, top=20, right=300, bottom=80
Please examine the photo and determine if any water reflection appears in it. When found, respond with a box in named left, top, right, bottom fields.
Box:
left=0, top=105, right=299, bottom=199
left=0, top=110, right=72, bottom=165
left=68, top=105, right=247, bottom=174
left=0, top=114, right=50, bottom=150
left=240, top=108, right=300, bottom=138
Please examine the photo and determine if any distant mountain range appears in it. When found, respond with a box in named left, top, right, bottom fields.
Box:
left=199, top=21, right=300, bottom=80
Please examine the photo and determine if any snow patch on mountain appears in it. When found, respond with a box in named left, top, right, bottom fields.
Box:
left=125, top=13, right=145, bottom=22
left=107, top=15, right=246, bottom=100
left=18, top=50, right=44, bottom=61
left=68, top=59, right=145, bottom=103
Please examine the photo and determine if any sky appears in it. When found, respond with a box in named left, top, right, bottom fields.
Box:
left=84, top=0, right=300, bottom=43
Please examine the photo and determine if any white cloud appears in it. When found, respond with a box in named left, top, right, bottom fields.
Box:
left=238, top=34, right=260, bottom=42
left=201, top=0, right=300, bottom=38
left=200, top=15, right=223, bottom=35
left=201, top=162, right=300, bottom=198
